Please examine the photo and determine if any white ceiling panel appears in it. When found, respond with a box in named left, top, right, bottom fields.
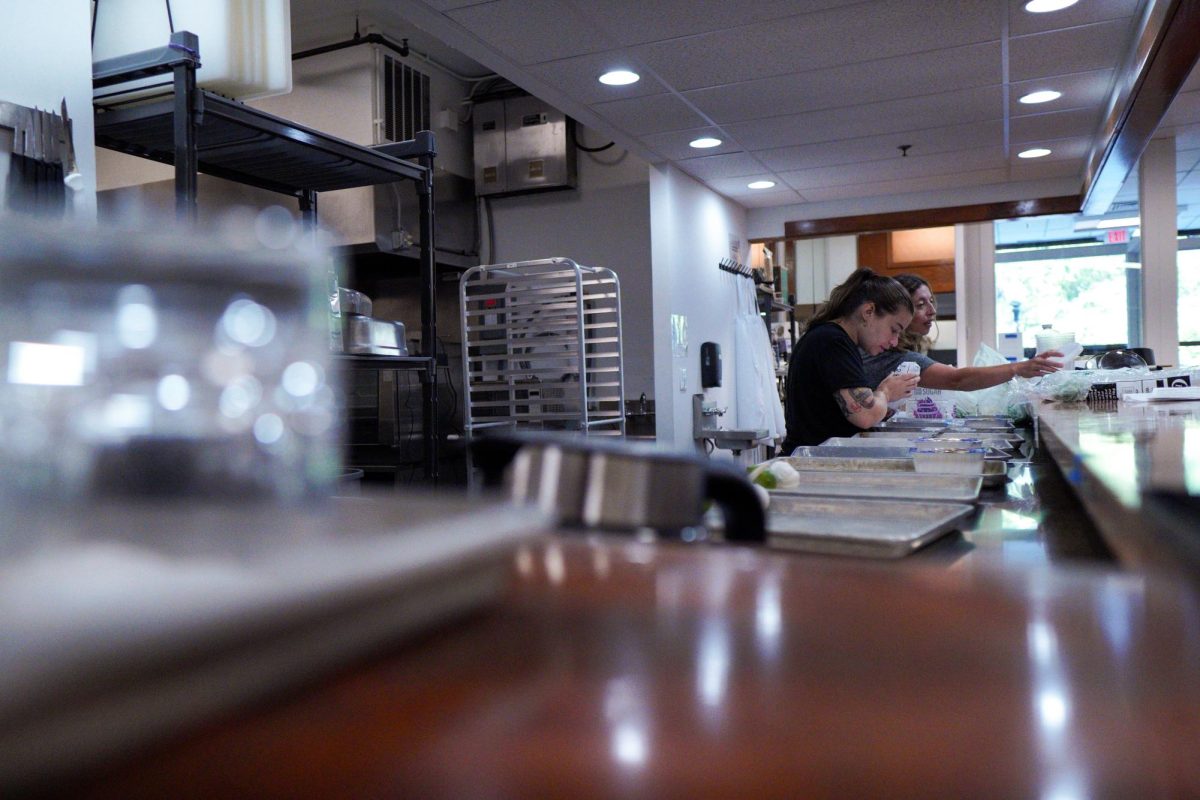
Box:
left=685, top=42, right=1002, bottom=124
left=758, top=121, right=1004, bottom=173
left=1008, top=20, right=1133, bottom=83
left=724, top=85, right=1005, bottom=151
left=1009, top=70, right=1115, bottom=117
left=583, top=0, right=862, bottom=46
left=526, top=51, right=668, bottom=106
left=445, top=0, right=609, bottom=65
left=422, top=0, right=492, bottom=10
left=358, top=0, right=1200, bottom=218
left=630, top=0, right=999, bottom=92
left=1008, top=158, right=1085, bottom=182
left=675, top=152, right=770, bottom=181
left=1161, top=90, right=1200, bottom=128
left=589, top=93, right=709, bottom=136
left=639, top=128, right=745, bottom=161
left=798, top=168, right=1010, bottom=202
left=1010, top=108, right=1102, bottom=144
left=737, top=188, right=807, bottom=208
left=706, top=175, right=792, bottom=196
left=1006, top=0, right=1141, bottom=37
left=778, top=146, right=1006, bottom=190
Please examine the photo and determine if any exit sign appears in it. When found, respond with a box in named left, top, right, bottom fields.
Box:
left=1106, top=228, right=1129, bottom=244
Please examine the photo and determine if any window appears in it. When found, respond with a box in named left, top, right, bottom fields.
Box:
left=1179, top=242, right=1200, bottom=365
left=994, top=217, right=1141, bottom=352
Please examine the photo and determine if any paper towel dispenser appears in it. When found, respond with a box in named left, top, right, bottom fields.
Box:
left=701, top=342, right=722, bottom=388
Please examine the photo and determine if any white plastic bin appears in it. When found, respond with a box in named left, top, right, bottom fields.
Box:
left=92, top=0, right=292, bottom=104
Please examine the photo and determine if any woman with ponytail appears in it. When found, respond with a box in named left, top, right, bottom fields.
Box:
left=860, top=273, right=1062, bottom=392
left=780, top=268, right=919, bottom=452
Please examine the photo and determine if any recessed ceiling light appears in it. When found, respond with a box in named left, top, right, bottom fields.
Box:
left=1019, top=90, right=1062, bottom=104
left=1018, top=148, right=1052, bottom=159
left=599, top=70, right=639, bottom=86
left=1023, top=0, right=1078, bottom=12
left=689, top=137, right=722, bottom=149
left=747, top=180, right=776, bottom=190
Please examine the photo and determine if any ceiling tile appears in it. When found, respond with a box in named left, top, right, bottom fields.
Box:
left=724, top=85, right=1004, bottom=151
left=676, top=152, right=768, bottom=181
left=445, top=0, right=610, bottom=65
left=735, top=188, right=806, bottom=208
left=778, top=146, right=1006, bottom=189
left=423, top=0, right=493, bottom=9
left=1008, top=158, right=1084, bottom=182
left=797, top=168, right=1010, bottom=202
left=706, top=174, right=787, bottom=195
left=640, top=128, right=744, bottom=161
left=684, top=42, right=1002, bottom=123
left=1007, top=0, right=1140, bottom=37
left=1008, top=20, right=1133, bottom=83
left=589, top=93, right=709, bottom=136
left=580, top=0, right=861, bottom=46
left=1161, top=90, right=1200, bottom=128
left=1010, top=135, right=1092, bottom=160
left=1009, top=69, right=1114, bottom=117
left=631, top=0, right=999, bottom=92
left=1010, top=107, right=1102, bottom=144
left=526, top=50, right=667, bottom=105
left=757, top=120, right=1004, bottom=172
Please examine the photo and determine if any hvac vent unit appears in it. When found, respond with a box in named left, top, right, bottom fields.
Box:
left=381, top=56, right=430, bottom=144
left=473, top=96, right=577, bottom=197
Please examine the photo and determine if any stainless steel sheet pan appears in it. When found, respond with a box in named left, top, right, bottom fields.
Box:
left=777, top=455, right=1008, bottom=488
left=769, top=469, right=982, bottom=503
left=766, top=496, right=975, bottom=558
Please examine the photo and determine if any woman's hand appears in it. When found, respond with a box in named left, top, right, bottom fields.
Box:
left=1014, top=351, right=1063, bottom=378
left=879, top=372, right=919, bottom=402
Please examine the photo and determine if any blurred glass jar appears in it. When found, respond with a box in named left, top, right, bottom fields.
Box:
left=0, top=214, right=339, bottom=506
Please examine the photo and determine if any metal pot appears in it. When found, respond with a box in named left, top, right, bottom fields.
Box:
left=471, top=431, right=765, bottom=542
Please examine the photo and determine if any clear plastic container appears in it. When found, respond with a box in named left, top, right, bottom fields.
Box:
left=909, top=447, right=986, bottom=475
left=0, top=215, right=337, bottom=507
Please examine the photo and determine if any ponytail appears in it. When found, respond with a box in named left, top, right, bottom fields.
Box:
left=804, top=268, right=913, bottom=333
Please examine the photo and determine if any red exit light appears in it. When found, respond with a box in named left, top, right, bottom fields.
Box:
left=1106, top=229, right=1129, bottom=244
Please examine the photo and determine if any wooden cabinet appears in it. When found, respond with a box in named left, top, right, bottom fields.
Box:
left=856, top=227, right=955, bottom=293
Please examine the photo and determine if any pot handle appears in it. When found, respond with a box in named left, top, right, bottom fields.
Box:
left=704, top=463, right=766, bottom=543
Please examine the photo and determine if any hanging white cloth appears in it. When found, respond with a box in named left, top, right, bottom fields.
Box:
left=733, top=276, right=786, bottom=442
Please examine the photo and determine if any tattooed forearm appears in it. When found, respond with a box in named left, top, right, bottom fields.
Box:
left=835, top=387, right=877, bottom=419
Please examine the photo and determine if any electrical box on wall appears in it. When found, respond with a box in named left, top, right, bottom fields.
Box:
left=473, top=96, right=577, bottom=197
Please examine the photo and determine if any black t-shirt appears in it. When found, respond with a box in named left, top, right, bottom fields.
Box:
left=781, top=323, right=871, bottom=451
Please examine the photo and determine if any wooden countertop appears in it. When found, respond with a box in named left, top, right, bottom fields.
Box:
left=65, top=534, right=1200, bottom=799
left=1034, top=399, right=1200, bottom=574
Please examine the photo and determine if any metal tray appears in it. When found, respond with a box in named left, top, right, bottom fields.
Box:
left=768, top=469, right=982, bottom=502
left=799, top=443, right=1010, bottom=461
left=766, top=495, right=974, bottom=558
left=855, top=431, right=1024, bottom=449
left=779, top=455, right=1008, bottom=488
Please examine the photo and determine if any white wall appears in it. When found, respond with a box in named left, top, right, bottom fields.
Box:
left=649, top=164, right=749, bottom=452
left=487, top=139, right=655, bottom=401
left=0, top=0, right=96, bottom=220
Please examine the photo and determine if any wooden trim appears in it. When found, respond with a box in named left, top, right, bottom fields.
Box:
left=780, top=194, right=1081, bottom=239
left=1082, top=0, right=1200, bottom=214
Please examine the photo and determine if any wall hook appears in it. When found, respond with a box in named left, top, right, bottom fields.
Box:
left=898, top=144, right=911, bottom=158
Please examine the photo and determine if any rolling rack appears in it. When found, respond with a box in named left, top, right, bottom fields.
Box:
left=92, top=32, right=441, bottom=483
left=460, top=258, right=625, bottom=441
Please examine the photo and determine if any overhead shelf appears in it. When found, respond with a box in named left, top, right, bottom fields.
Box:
left=94, top=90, right=425, bottom=196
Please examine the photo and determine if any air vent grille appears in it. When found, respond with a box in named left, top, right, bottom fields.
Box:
left=382, top=56, right=430, bottom=143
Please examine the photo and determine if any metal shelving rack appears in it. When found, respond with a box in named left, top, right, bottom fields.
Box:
left=92, top=32, right=441, bottom=482
left=460, top=258, right=625, bottom=439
